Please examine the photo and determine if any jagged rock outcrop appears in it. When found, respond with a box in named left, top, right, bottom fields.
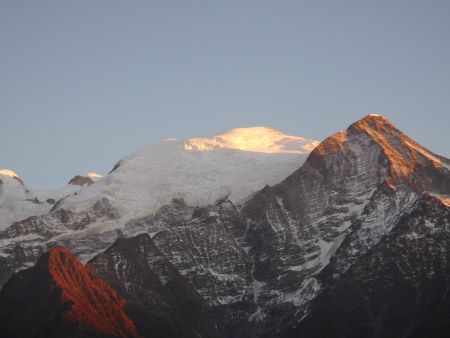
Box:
left=0, top=236, right=227, bottom=338
left=1, top=115, right=450, bottom=337
left=68, top=175, right=95, bottom=187
left=68, top=172, right=103, bottom=187
left=89, top=233, right=225, bottom=338
left=0, top=246, right=140, bottom=338
left=0, top=197, right=118, bottom=285
left=280, top=195, right=450, bottom=338
left=239, top=114, right=450, bottom=323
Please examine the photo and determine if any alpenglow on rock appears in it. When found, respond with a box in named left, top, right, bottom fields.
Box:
left=0, top=126, right=318, bottom=284
left=1, top=115, right=450, bottom=338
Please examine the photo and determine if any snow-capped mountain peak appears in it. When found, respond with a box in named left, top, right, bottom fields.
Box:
left=183, top=126, right=319, bottom=154
left=0, top=169, right=24, bottom=185
left=2, top=115, right=450, bottom=338
left=0, top=169, right=100, bottom=230
left=56, top=127, right=319, bottom=223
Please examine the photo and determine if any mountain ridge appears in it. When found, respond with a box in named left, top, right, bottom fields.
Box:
left=1, top=114, right=449, bottom=337
left=0, top=245, right=140, bottom=338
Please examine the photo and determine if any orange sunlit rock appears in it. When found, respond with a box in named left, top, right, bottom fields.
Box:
left=351, top=114, right=444, bottom=179
left=315, top=131, right=346, bottom=155
left=314, top=114, right=449, bottom=188
left=48, top=247, right=141, bottom=338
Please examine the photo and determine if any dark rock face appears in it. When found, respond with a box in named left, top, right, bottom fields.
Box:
left=0, top=236, right=225, bottom=338
left=89, top=233, right=225, bottom=338
left=122, top=200, right=257, bottom=333
left=0, top=247, right=140, bottom=338
left=239, top=115, right=450, bottom=314
left=149, top=201, right=252, bottom=306
left=0, top=197, right=119, bottom=286
left=68, top=175, right=95, bottom=187
left=1, top=115, right=450, bottom=337
left=281, top=196, right=450, bottom=338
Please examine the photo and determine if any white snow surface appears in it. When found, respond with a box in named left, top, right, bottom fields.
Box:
left=0, top=171, right=81, bottom=230
left=184, top=126, right=319, bottom=154
left=83, top=172, right=103, bottom=180
left=58, top=128, right=318, bottom=224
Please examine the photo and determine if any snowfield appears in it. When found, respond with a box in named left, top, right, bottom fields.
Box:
left=59, top=127, right=318, bottom=222
left=1, top=127, right=319, bottom=232
left=0, top=170, right=82, bottom=230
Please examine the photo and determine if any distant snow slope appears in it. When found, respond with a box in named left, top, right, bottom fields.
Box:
left=58, top=127, right=318, bottom=223
left=0, top=170, right=53, bottom=230
left=0, top=170, right=94, bottom=230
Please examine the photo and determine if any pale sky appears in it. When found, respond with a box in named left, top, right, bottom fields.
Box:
left=1, top=1, right=449, bottom=187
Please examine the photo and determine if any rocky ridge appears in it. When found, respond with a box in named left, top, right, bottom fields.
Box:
left=1, top=115, right=449, bottom=337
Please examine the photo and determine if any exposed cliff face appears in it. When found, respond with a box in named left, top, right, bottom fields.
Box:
left=48, top=247, right=140, bottom=338
left=0, top=128, right=315, bottom=287
left=1, top=115, right=449, bottom=337
left=348, top=115, right=450, bottom=192
left=0, top=235, right=226, bottom=338
left=0, top=197, right=118, bottom=286
left=89, top=233, right=225, bottom=338
left=238, top=114, right=450, bottom=326
left=0, top=246, right=140, bottom=338
left=281, top=195, right=450, bottom=338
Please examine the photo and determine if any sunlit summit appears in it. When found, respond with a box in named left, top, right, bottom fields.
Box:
left=183, top=126, right=319, bottom=154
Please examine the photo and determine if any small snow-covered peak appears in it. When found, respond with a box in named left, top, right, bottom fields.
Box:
left=0, top=169, right=21, bottom=179
left=68, top=172, right=103, bottom=187
left=0, top=169, right=24, bottom=185
left=84, top=172, right=103, bottom=180
left=183, top=126, right=319, bottom=154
